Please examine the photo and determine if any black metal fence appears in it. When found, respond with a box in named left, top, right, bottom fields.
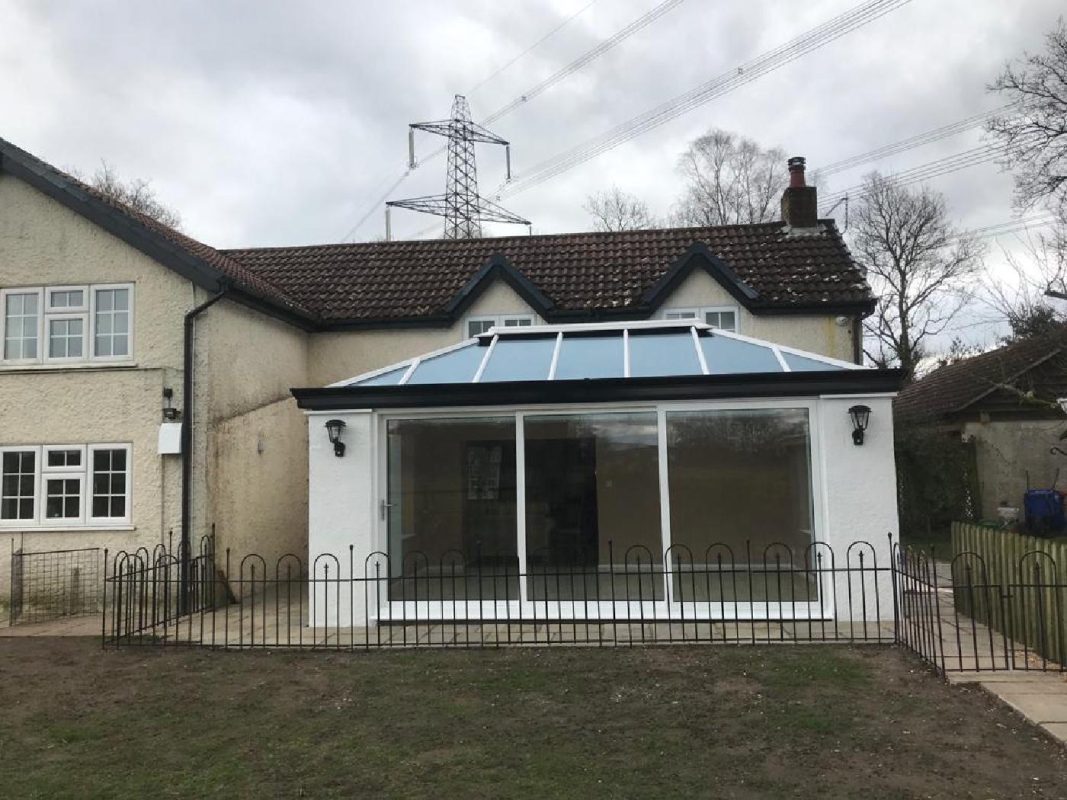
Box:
left=894, top=543, right=1067, bottom=672
left=103, top=538, right=896, bottom=650
left=8, top=544, right=102, bottom=626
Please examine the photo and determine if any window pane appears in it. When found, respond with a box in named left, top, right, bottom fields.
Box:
left=468, top=320, right=494, bottom=337
left=664, top=310, right=697, bottom=320
left=666, top=409, right=816, bottom=602
left=90, top=448, right=127, bottom=520
left=553, top=334, right=624, bottom=380
left=45, top=478, right=81, bottom=520
left=628, top=331, right=701, bottom=378
left=47, top=449, right=81, bottom=468
left=405, top=345, right=485, bottom=385
left=479, top=337, right=555, bottom=382
left=525, top=413, right=662, bottom=601
left=386, top=418, right=517, bottom=601
left=4, top=292, right=39, bottom=360
left=503, top=317, right=532, bottom=327
left=1, top=449, right=35, bottom=521
left=93, top=288, right=131, bottom=358
left=718, top=311, right=736, bottom=331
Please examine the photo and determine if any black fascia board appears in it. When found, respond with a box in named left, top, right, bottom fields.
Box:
left=642, top=243, right=760, bottom=312
left=443, top=254, right=557, bottom=319
left=292, top=369, right=904, bottom=411
left=0, top=139, right=320, bottom=329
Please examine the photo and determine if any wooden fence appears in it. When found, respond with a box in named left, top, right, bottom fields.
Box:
left=950, top=522, right=1067, bottom=666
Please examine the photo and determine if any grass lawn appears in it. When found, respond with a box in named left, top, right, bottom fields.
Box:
left=1, top=640, right=1065, bottom=799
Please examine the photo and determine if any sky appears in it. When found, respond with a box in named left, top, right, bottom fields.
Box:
left=1, top=0, right=1064, bottom=351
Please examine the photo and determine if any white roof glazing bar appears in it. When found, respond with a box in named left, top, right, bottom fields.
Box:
left=547, top=331, right=563, bottom=381
left=471, top=335, right=497, bottom=383
left=691, top=326, right=709, bottom=375
left=622, top=329, right=631, bottom=378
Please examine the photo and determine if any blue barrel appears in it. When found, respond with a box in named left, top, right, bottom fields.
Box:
left=1024, top=489, right=1066, bottom=533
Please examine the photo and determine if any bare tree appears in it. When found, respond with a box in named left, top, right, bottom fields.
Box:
left=987, top=21, right=1067, bottom=213
left=980, top=232, right=1066, bottom=340
left=73, top=160, right=182, bottom=229
left=583, top=186, right=656, bottom=231
left=672, top=130, right=785, bottom=226
left=852, top=173, right=984, bottom=380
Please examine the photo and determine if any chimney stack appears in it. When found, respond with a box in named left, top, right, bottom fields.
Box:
left=781, top=156, right=818, bottom=228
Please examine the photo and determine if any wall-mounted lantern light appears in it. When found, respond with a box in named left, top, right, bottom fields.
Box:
left=848, top=404, right=871, bottom=445
left=325, top=419, right=347, bottom=457
left=1057, top=398, right=1067, bottom=415
left=162, top=387, right=181, bottom=421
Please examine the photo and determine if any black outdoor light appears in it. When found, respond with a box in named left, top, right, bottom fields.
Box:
left=848, top=404, right=872, bottom=446
left=325, top=419, right=347, bottom=457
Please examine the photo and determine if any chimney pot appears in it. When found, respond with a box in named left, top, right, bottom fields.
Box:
left=781, top=156, right=817, bottom=228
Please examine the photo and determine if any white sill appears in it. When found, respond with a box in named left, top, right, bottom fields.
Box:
left=0, top=525, right=136, bottom=533
left=0, top=361, right=137, bottom=374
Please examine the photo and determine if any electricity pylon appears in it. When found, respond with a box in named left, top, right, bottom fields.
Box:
left=386, top=95, right=530, bottom=239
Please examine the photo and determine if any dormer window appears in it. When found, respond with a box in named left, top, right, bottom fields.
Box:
left=0, top=283, right=133, bottom=367
left=465, top=314, right=535, bottom=339
left=659, top=306, right=738, bottom=333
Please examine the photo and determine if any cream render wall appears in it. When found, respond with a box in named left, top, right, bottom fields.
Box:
left=0, top=173, right=197, bottom=601
left=198, top=299, right=309, bottom=565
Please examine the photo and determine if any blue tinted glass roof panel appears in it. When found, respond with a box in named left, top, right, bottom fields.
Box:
left=700, top=335, right=782, bottom=375
left=554, top=334, right=624, bottom=380
left=405, top=344, right=486, bottom=384
left=354, top=365, right=410, bottom=386
left=628, top=331, right=702, bottom=378
left=480, top=337, right=557, bottom=382
left=782, top=352, right=845, bottom=372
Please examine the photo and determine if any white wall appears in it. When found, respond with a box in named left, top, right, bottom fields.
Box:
left=307, top=410, right=376, bottom=627
left=817, top=395, right=899, bottom=622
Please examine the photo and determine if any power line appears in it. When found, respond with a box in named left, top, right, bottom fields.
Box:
left=466, top=1, right=599, bottom=97
left=493, top=0, right=913, bottom=199
left=341, top=0, right=687, bottom=242
left=813, top=105, right=1013, bottom=179
left=818, top=141, right=1020, bottom=209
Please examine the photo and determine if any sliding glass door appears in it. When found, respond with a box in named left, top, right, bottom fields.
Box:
left=382, top=403, right=820, bottom=618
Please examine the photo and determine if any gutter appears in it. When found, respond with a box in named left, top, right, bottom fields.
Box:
left=179, top=287, right=228, bottom=613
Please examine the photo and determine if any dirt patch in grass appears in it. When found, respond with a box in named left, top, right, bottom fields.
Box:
left=0, top=640, right=1064, bottom=799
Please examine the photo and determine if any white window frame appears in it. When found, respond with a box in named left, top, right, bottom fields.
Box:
left=658, top=305, right=739, bottom=333
left=88, top=443, right=133, bottom=525
left=464, top=313, right=536, bottom=340
left=0, top=443, right=132, bottom=529
left=370, top=396, right=826, bottom=623
left=0, top=283, right=133, bottom=367
left=90, top=284, right=135, bottom=363
left=0, top=288, right=45, bottom=364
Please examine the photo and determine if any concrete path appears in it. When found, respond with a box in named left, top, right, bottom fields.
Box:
left=950, top=665, right=1067, bottom=745
left=0, top=615, right=100, bottom=637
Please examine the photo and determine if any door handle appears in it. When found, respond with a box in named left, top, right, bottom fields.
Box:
left=379, top=499, right=395, bottom=520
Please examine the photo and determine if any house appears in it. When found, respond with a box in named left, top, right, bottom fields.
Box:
left=894, top=326, right=1067, bottom=521
left=0, top=137, right=899, bottom=621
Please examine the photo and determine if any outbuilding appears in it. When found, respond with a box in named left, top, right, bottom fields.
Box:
left=293, top=319, right=902, bottom=626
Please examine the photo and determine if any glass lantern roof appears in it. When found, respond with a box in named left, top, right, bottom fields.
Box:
left=335, top=320, right=863, bottom=389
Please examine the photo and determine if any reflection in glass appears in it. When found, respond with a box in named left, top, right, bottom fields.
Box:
left=666, top=409, right=817, bottom=602
left=525, top=413, right=663, bottom=600
left=386, top=417, right=518, bottom=600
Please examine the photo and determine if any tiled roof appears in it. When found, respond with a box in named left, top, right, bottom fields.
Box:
left=894, top=326, right=1067, bottom=424
left=2, top=136, right=871, bottom=328
left=223, top=222, right=872, bottom=323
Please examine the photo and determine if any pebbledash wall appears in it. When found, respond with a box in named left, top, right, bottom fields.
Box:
left=305, top=394, right=899, bottom=625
